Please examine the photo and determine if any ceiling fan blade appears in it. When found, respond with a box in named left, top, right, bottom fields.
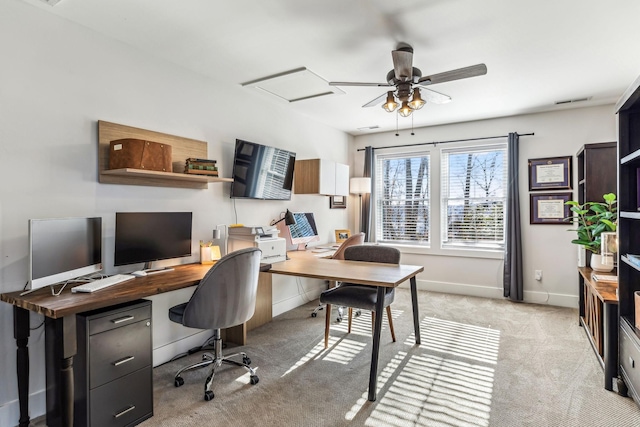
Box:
left=417, top=63, right=487, bottom=85
left=392, top=48, right=413, bottom=82
left=415, top=86, right=452, bottom=104
left=362, top=92, right=387, bottom=108
left=329, top=81, right=392, bottom=87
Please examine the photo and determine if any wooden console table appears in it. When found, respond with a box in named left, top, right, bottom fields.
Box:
left=578, top=266, right=618, bottom=391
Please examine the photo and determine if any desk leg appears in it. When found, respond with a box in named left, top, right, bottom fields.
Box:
left=410, top=276, right=421, bottom=345
left=368, top=287, right=386, bottom=402
left=603, top=303, right=618, bottom=391
left=14, top=307, right=30, bottom=427
left=45, top=316, right=77, bottom=427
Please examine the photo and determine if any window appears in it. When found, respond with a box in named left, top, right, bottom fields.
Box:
left=372, top=142, right=508, bottom=252
left=441, top=144, right=507, bottom=250
left=375, top=152, right=430, bottom=245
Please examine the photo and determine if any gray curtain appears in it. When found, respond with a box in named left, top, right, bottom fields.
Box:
left=503, top=133, right=523, bottom=301
left=362, top=146, right=374, bottom=241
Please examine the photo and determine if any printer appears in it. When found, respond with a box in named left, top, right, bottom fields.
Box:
left=227, top=226, right=287, bottom=263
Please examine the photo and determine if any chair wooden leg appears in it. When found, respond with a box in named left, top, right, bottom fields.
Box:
left=348, top=308, right=353, bottom=333
left=386, top=306, right=396, bottom=342
left=324, top=304, right=332, bottom=349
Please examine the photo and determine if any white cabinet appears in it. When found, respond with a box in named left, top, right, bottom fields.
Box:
left=294, top=159, right=349, bottom=196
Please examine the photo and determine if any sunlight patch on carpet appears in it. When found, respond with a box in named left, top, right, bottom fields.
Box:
left=364, top=354, right=494, bottom=427
left=406, top=317, right=500, bottom=364
left=331, top=308, right=403, bottom=337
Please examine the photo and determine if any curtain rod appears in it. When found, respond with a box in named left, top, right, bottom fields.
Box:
left=356, top=132, right=535, bottom=151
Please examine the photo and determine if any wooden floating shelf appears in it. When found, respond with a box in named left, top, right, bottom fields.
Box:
left=101, top=168, right=233, bottom=188
left=98, top=120, right=233, bottom=189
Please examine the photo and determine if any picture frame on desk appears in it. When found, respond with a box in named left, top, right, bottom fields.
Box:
left=528, top=156, right=572, bottom=190
left=335, top=229, right=351, bottom=243
left=530, top=192, right=571, bottom=224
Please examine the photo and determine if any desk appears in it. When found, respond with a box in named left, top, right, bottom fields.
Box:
left=0, top=264, right=271, bottom=427
left=577, top=267, right=618, bottom=391
left=2, top=255, right=423, bottom=425
left=272, top=251, right=424, bottom=402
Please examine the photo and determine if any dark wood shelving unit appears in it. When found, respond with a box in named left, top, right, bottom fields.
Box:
left=616, top=74, right=640, bottom=406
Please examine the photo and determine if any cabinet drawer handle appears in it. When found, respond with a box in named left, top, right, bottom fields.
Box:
left=114, top=405, right=136, bottom=418
left=113, top=356, right=135, bottom=366
left=631, top=357, right=635, bottom=369
left=111, top=315, right=135, bottom=324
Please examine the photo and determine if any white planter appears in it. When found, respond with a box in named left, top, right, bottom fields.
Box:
left=590, top=254, right=614, bottom=272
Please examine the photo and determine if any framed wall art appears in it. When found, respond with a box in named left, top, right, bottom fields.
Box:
left=329, top=195, right=346, bottom=209
left=530, top=192, right=571, bottom=224
left=528, top=156, right=572, bottom=191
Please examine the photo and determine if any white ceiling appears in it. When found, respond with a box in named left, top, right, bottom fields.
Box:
left=23, top=0, right=640, bottom=135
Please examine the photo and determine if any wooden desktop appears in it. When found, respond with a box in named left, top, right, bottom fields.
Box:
left=2, top=253, right=423, bottom=426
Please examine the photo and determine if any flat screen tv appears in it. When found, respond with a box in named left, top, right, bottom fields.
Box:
left=28, top=217, right=102, bottom=291
left=230, top=139, right=296, bottom=200
left=114, top=212, right=192, bottom=270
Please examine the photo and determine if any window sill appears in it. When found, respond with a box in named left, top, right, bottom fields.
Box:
left=379, top=242, right=504, bottom=260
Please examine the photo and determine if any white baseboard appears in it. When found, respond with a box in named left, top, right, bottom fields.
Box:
left=0, top=387, right=46, bottom=427
left=152, top=329, right=213, bottom=367
left=405, top=279, right=578, bottom=308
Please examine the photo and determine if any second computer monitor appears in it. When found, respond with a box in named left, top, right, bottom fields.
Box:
left=288, top=212, right=320, bottom=250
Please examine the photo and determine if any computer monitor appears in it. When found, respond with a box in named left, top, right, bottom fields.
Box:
left=28, top=217, right=102, bottom=291
left=287, top=212, right=320, bottom=250
left=114, top=212, right=192, bottom=271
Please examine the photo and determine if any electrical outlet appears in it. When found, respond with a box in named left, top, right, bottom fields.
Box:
left=535, top=270, right=542, bottom=281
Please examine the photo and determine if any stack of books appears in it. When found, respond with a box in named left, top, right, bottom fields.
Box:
left=184, top=158, right=218, bottom=176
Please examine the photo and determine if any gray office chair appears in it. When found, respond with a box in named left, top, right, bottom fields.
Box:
left=168, top=247, right=262, bottom=401
left=311, top=232, right=366, bottom=319
left=319, top=245, right=400, bottom=348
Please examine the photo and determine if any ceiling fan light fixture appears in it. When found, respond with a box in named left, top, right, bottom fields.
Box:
left=382, top=91, right=398, bottom=112
left=408, top=89, right=426, bottom=110
left=398, top=100, right=413, bottom=117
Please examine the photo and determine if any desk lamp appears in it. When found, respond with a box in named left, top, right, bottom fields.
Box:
left=270, top=209, right=296, bottom=227
left=350, top=177, right=371, bottom=233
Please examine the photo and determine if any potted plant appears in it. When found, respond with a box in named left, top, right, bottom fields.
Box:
left=565, top=193, right=617, bottom=271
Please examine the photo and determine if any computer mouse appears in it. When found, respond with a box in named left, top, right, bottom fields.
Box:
left=131, top=271, right=147, bottom=277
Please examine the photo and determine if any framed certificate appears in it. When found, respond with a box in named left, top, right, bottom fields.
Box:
left=528, top=156, right=572, bottom=190
left=530, top=192, right=571, bottom=224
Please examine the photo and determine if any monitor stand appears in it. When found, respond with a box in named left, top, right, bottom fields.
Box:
left=295, top=243, right=307, bottom=251
left=143, top=262, right=175, bottom=274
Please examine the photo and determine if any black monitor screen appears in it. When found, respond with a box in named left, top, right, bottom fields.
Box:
left=29, top=217, right=102, bottom=290
left=114, top=212, right=192, bottom=267
left=230, top=139, right=296, bottom=200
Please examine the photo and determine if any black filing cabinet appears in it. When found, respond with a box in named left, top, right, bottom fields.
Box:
left=75, top=299, right=153, bottom=427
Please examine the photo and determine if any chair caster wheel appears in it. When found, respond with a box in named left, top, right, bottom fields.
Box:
left=204, top=390, right=214, bottom=401
left=336, top=318, right=341, bottom=323
left=311, top=312, right=317, bottom=317
left=174, top=377, right=184, bottom=387
left=243, top=356, right=251, bottom=365
left=250, top=375, right=259, bottom=385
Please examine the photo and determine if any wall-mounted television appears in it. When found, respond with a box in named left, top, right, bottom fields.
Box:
left=230, top=139, right=296, bottom=200
left=28, top=217, right=102, bottom=291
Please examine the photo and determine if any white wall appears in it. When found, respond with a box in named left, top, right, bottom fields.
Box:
left=350, top=104, right=617, bottom=305
left=0, top=1, right=351, bottom=424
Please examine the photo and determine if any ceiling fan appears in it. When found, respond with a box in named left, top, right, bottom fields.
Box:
left=329, top=43, right=487, bottom=117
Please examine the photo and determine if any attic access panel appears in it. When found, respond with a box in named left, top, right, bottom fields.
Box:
left=242, top=67, right=344, bottom=103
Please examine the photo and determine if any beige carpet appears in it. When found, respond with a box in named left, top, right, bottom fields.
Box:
left=141, top=289, right=639, bottom=427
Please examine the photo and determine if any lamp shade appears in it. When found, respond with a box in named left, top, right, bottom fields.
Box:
left=350, top=177, right=371, bottom=195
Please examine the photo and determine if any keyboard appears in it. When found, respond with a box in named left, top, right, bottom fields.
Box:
left=72, top=274, right=136, bottom=293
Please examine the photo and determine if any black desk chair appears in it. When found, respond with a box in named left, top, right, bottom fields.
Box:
left=168, top=247, right=262, bottom=401
left=319, top=245, right=400, bottom=348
